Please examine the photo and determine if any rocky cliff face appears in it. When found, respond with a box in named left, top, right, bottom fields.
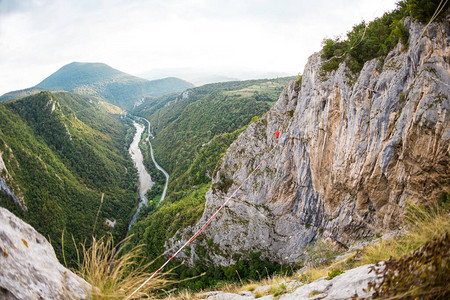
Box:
left=0, top=207, right=90, bottom=299
left=170, top=18, right=449, bottom=265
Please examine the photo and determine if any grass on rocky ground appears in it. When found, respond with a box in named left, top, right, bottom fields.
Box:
left=296, top=199, right=450, bottom=284
left=162, top=197, right=450, bottom=299
left=360, top=201, right=450, bottom=264
left=76, top=235, right=171, bottom=299
left=162, top=273, right=293, bottom=299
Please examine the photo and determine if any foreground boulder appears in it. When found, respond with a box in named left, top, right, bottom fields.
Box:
left=0, top=207, right=90, bottom=299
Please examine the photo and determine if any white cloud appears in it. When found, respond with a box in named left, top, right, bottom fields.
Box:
left=0, top=0, right=398, bottom=95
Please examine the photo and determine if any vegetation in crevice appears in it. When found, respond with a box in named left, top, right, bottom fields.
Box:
left=296, top=74, right=303, bottom=86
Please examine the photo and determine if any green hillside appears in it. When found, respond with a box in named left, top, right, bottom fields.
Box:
left=0, top=87, right=45, bottom=102
left=0, top=91, right=137, bottom=266
left=0, top=62, right=194, bottom=110
left=134, top=77, right=294, bottom=180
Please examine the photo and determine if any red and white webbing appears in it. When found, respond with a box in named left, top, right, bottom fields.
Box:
left=126, top=145, right=278, bottom=299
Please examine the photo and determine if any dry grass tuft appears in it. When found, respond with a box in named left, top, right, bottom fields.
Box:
left=308, top=290, right=322, bottom=297
left=360, top=203, right=450, bottom=265
left=242, top=283, right=258, bottom=292
left=268, top=283, right=288, bottom=297
left=163, top=289, right=197, bottom=300
left=254, top=290, right=265, bottom=298
left=210, top=273, right=291, bottom=295
left=297, top=267, right=328, bottom=284
left=77, top=235, right=170, bottom=299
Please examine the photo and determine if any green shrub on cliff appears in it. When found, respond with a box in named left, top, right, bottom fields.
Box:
left=320, top=0, right=448, bottom=74
left=398, top=0, right=450, bottom=23
left=321, top=7, right=408, bottom=74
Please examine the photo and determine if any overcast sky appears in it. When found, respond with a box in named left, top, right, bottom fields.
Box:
left=0, top=0, right=398, bottom=95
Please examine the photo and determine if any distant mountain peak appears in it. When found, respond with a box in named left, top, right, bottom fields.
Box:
left=36, top=62, right=135, bottom=90
left=1, top=62, right=194, bottom=109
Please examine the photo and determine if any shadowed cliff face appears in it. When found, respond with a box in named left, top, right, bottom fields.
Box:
left=169, top=18, right=449, bottom=266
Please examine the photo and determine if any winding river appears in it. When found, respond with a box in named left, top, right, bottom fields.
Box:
left=139, top=117, right=170, bottom=202
left=127, top=118, right=169, bottom=229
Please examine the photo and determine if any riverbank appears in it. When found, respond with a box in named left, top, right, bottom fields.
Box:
left=127, top=121, right=154, bottom=228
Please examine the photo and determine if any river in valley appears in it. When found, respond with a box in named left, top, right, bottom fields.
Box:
left=127, top=118, right=169, bottom=230
left=128, top=121, right=153, bottom=228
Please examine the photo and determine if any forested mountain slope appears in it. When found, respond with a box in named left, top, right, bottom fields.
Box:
left=0, top=62, right=194, bottom=110
left=0, top=91, right=137, bottom=265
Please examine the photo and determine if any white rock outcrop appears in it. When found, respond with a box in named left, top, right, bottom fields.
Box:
left=170, top=18, right=449, bottom=265
left=0, top=207, right=90, bottom=299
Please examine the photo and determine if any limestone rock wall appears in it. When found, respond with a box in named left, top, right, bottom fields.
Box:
left=0, top=207, right=90, bottom=299
left=170, top=18, right=449, bottom=266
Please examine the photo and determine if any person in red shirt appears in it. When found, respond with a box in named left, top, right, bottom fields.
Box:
left=275, top=131, right=280, bottom=144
